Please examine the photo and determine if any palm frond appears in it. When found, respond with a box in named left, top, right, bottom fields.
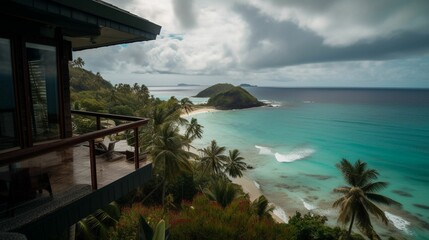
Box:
left=354, top=202, right=373, bottom=230
left=251, top=195, right=274, bottom=218
left=224, top=149, right=247, bottom=178
left=366, top=193, right=401, bottom=206
left=333, top=186, right=351, bottom=194
left=361, top=198, right=389, bottom=225
left=337, top=159, right=356, bottom=186
left=204, top=179, right=242, bottom=208
left=332, top=195, right=347, bottom=208
left=362, top=181, right=388, bottom=193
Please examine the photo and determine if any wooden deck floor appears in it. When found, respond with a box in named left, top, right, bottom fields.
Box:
left=19, top=143, right=149, bottom=194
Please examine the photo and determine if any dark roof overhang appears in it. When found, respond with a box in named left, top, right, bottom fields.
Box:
left=0, top=0, right=161, bottom=51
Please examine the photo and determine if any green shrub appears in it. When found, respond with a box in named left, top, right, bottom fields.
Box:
left=287, top=212, right=354, bottom=240
left=108, top=204, right=165, bottom=240
left=169, top=194, right=290, bottom=240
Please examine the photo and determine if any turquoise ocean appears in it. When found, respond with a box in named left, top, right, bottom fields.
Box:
left=149, top=86, right=429, bottom=239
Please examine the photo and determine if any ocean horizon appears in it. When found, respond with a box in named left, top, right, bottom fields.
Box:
left=149, top=85, right=429, bottom=239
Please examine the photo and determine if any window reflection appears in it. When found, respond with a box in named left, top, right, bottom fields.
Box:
left=0, top=38, right=18, bottom=151
left=26, top=43, right=60, bottom=142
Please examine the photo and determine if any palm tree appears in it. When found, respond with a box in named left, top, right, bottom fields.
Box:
left=150, top=104, right=180, bottom=131
left=76, top=202, right=119, bottom=240
left=251, top=195, right=275, bottom=219
left=141, top=103, right=183, bottom=149
left=204, top=179, right=243, bottom=208
left=199, top=140, right=227, bottom=176
left=333, top=159, right=400, bottom=240
left=224, top=149, right=247, bottom=178
left=184, top=118, right=203, bottom=150
left=149, top=123, right=195, bottom=206
left=72, top=57, right=85, bottom=68
left=180, top=97, right=194, bottom=115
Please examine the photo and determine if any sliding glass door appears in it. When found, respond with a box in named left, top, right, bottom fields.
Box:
left=0, top=38, right=19, bottom=151
left=26, top=43, right=60, bottom=142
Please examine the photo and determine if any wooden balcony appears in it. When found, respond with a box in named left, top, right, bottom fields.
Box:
left=0, top=111, right=152, bottom=237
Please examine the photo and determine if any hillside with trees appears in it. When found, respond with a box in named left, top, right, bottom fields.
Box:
left=69, top=58, right=113, bottom=92
left=194, top=83, right=234, bottom=97
left=69, top=58, right=151, bottom=117
left=207, top=86, right=264, bottom=110
left=195, top=83, right=264, bottom=110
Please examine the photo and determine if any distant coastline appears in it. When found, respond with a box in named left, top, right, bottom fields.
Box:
left=177, top=83, right=200, bottom=86
left=240, top=83, right=258, bottom=87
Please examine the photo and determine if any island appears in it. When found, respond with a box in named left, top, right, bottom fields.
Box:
left=240, top=83, right=258, bottom=87
left=177, top=83, right=200, bottom=86
left=195, top=83, right=265, bottom=110
left=194, top=83, right=234, bottom=97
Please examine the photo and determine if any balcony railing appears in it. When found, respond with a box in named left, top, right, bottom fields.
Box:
left=0, top=110, right=149, bottom=216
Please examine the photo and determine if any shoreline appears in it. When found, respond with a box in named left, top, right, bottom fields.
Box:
left=230, top=176, right=286, bottom=223
left=182, top=106, right=287, bottom=223
left=182, top=104, right=272, bottom=118
left=181, top=106, right=219, bottom=117
left=183, top=106, right=417, bottom=238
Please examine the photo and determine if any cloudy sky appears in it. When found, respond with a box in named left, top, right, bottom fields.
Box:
left=75, top=0, right=429, bottom=88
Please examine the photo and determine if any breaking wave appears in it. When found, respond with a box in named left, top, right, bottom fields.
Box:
left=273, top=206, right=289, bottom=223
left=275, top=148, right=315, bottom=162
left=301, top=198, right=318, bottom=211
left=255, top=145, right=274, bottom=155
left=260, top=100, right=281, bottom=107
left=253, top=181, right=260, bottom=189
left=385, top=211, right=412, bottom=235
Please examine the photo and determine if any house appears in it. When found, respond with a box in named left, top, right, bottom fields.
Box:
left=0, top=0, right=161, bottom=238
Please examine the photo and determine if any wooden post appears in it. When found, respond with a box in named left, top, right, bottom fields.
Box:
left=96, top=116, right=101, bottom=130
left=89, top=139, right=97, bottom=190
left=134, top=127, right=139, bottom=169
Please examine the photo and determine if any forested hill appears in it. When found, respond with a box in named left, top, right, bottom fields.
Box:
left=194, top=83, right=234, bottom=97
left=69, top=62, right=113, bottom=92
left=69, top=59, right=150, bottom=116
left=207, top=86, right=264, bottom=110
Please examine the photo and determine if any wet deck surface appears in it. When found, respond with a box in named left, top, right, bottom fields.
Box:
left=18, top=143, right=148, bottom=193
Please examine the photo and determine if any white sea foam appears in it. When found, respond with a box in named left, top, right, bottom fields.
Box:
left=260, top=99, right=281, bottom=107
left=274, top=148, right=315, bottom=162
left=253, top=181, right=260, bottom=189
left=273, top=206, right=289, bottom=223
left=385, top=211, right=412, bottom=235
left=255, top=145, right=273, bottom=155
left=301, top=198, right=318, bottom=210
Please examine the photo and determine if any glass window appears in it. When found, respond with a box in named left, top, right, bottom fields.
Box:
left=26, top=43, right=60, bottom=142
left=0, top=38, right=19, bottom=151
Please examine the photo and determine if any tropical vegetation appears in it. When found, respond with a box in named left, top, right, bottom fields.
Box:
left=207, top=86, right=264, bottom=109
left=193, top=83, right=235, bottom=97
left=333, top=159, right=400, bottom=239
left=70, top=61, right=400, bottom=240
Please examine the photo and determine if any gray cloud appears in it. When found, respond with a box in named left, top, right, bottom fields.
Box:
left=77, top=0, right=429, bottom=88
left=235, top=3, right=429, bottom=69
left=172, top=0, right=197, bottom=29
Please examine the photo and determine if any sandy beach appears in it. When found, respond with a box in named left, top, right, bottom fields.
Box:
left=231, top=176, right=286, bottom=223
left=181, top=106, right=219, bottom=117
left=230, top=176, right=262, bottom=202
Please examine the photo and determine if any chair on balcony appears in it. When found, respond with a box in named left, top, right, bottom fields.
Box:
left=94, top=138, right=121, bottom=161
